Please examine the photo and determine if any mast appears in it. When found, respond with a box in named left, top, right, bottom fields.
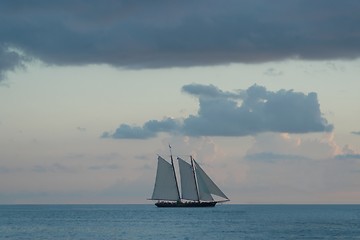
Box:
left=190, top=155, right=201, bottom=202
left=169, top=145, right=181, bottom=201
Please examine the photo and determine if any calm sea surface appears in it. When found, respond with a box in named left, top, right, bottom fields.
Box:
left=1, top=204, right=360, bottom=239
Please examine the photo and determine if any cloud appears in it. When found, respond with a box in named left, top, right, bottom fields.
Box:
left=0, top=166, right=23, bottom=174
left=76, top=127, right=86, bottom=132
left=245, top=132, right=360, bottom=163
left=181, top=84, right=241, bottom=99
left=31, top=163, right=74, bottom=173
left=240, top=132, right=360, bottom=203
left=335, top=154, right=360, bottom=160
left=1, top=0, right=360, bottom=80
left=102, top=118, right=180, bottom=139
left=245, top=152, right=308, bottom=162
left=103, top=84, right=333, bottom=139
left=263, top=68, right=283, bottom=77
left=335, top=144, right=360, bottom=160
left=160, top=135, right=226, bottom=165
left=88, top=164, right=120, bottom=171
left=245, top=132, right=341, bottom=161
left=351, top=131, right=360, bottom=135
left=182, top=84, right=333, bottom=136
left=0, top=47, right=29, bottom=80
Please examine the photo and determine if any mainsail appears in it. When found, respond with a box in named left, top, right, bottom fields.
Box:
left=178, top=157, right=198, bottom=201
left=151, top=156, right=179, bottom=201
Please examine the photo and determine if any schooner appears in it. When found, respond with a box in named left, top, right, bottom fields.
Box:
left=149, top=147, right=229, bottom=207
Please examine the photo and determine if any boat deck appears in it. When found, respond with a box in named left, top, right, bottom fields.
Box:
left=155, top=201, right=216, bottom=208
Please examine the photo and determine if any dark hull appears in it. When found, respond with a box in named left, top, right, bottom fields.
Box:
left=155, top=201, right=217, bottom=208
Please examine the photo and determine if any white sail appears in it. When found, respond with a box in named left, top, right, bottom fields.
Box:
left=178, top=157, right=198, bottom=201
left=151, top=156, right=179, bottom=201
left=194, top=160, right=229, bottom=201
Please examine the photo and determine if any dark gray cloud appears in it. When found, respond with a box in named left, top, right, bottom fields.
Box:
left=181, top=84, right=333, bottom=136
left=103, top=84, right=333, bottom=139
left=102, top=124, right=156, bottom=139
left=1, top=0, right=360, bottom=80
left=351, top=131, right=360, bottom=135
left=0, top=46, right=29, bottom=80
left=102, top=118, right=180, bottom=139
left=182, top=84, right=241, bottom=99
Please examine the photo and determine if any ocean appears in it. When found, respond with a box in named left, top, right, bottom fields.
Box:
left=1, top=204, right=360, bottom=239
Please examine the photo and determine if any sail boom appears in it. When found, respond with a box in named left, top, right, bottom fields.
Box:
left=149, top=198, right=179, bottom=201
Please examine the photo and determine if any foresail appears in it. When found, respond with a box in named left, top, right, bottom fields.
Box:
left=151, top=156, right=179, bottom=201
left=196, top=170, right=214, bottom=201
left=194, top=160, right=229, bottom=201
left=178, top=157, right=198, bottom=201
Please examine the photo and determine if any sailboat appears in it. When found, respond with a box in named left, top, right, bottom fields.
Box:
left=149, top=148, right=230, bottom=207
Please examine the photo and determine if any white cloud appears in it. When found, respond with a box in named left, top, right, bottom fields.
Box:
left=246, top=132, right=342, bottom=161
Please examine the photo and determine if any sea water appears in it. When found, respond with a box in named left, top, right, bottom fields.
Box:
left=1, top=204, right=360, bottom=239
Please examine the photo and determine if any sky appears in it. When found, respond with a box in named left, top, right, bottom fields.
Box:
left=1, top=0, right=360, bottom=204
